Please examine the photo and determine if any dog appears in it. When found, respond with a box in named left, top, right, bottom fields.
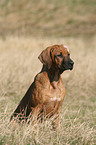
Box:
left=10, top=44, right=74, bottom=128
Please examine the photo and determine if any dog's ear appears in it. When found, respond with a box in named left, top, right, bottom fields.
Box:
left=38, top=47, right=52, bottom=69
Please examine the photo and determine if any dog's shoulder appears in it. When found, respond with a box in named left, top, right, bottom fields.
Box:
left=34, top=71, right=50, bottom=88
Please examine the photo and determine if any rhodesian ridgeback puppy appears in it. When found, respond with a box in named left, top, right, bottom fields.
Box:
left=10, top=44, right=74, bottom=128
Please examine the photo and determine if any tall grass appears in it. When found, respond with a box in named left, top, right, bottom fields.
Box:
left=0, top=36, right=96, bottom=144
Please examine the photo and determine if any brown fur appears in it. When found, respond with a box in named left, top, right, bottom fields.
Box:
left=10, top=44, right=74, bottom=128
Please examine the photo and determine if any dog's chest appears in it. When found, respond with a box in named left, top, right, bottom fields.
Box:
left=43, top=83, right=65, bottom=116
left=50, top=96, right=62, bottom=102
left=49, top=80, right=65, bottom=102
left=35, top=73, right=65, bottom=104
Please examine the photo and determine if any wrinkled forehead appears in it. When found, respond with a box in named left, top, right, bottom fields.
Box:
left=52, top=45, right=70, bottom=55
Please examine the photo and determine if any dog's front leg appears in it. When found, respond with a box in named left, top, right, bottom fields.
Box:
left=52, top=105, right=62, bottom=129
left=52, top=114, right=60, bottom=129
left=31, top=104, right=42, bottom=125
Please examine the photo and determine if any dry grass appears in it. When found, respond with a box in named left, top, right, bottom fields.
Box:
left=0, top=36, right=96, bottom=144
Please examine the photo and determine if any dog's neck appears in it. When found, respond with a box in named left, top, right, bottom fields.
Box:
left=41, top=65, right=61, bottom=89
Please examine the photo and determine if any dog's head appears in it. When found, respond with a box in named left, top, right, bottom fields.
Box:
left=38, top=45, right=74, bottom=73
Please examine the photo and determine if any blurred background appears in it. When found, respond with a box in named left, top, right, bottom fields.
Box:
left=0, top=0, right=96, bottom=38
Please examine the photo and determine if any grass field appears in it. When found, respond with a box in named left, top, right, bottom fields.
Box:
left=0, top=36, right=96, bottom=144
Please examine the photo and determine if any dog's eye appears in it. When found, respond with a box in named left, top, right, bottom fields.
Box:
left=57, top=52, right=62, bottom=57
left=68, top=53, right=70, bottom=57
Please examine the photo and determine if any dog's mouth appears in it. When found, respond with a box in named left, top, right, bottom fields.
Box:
left=61, top=64, right=73, bottom=71
left=64, top=59, right=74, bottom=71
left=68, top=64, right=74, bottom=70
left=59, top=60, right=74, bottom=72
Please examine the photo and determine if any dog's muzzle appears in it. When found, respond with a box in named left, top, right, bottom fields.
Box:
left=62, top=58, right=74, bottom=71
left=68, top=58, right=74, bottom=70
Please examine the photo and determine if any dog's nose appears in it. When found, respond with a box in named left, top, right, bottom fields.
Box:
left=68, top=59, right=74, bottom=71
left=69, top=60, right=74, bottom=66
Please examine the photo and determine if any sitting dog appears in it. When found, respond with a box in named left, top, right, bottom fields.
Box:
left=10, top=44, right=74, bottom=128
